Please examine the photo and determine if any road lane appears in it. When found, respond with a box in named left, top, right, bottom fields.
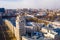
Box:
left=0, top=25, right=16, bottom=40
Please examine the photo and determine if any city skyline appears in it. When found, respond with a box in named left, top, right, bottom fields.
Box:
left=0, top=0, right=60, bottom=9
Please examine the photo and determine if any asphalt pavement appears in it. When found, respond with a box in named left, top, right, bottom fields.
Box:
left=0, top=25, right=16, bottom=40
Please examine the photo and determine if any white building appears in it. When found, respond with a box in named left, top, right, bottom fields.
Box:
left=22, top=36, right=44, bottom=40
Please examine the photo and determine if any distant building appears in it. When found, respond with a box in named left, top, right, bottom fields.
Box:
left=54, top=34, right=60, bottom=40
left=0, top=8, right=5, bottom=13
left=35, top=12, right=47, bottom=18
left=22, top=31, right=44, bottom=40
left=0, top=8, right=5, bottom=16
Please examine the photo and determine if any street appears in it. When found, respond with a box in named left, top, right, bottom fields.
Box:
left=0, top=25, right=16, bottom=40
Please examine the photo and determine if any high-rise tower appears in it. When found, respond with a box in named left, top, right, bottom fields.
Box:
left=15, top=13, right=26, bottom=40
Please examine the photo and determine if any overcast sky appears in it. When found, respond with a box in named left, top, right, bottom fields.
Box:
left=0, top=0, right=60, bottom=9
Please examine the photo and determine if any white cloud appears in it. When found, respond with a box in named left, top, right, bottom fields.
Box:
left=0, top=0, right=60, bottom=9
